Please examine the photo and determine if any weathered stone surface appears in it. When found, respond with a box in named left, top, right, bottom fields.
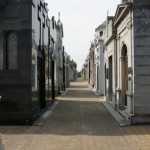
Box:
left=0, top=0, right=6, bottom=6
left=134, top=84, right=150, bottom=95
left=133, top=0, right=150, bottom=5
left=135, top=76, right=150, bottom=85
left=134, top=95, right=150, bottom=105
left=0, top=0, right=52, bottom=123
left=132, top=2, right=150, bottom=117
left=134, top=105, right=150, bottom=114
left=134, top=56, right=150, bottom=65
left=134, top=66, right=150, bottom=75
left=134, top=47, right=150, bottom=55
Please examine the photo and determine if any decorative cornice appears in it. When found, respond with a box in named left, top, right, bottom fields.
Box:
left=114, top=3, right=132, bottom=27
left=105, top=35, right=114, bottom=46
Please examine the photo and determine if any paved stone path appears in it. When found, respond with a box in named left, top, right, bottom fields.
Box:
left=1, top=79, right=150, bottom=149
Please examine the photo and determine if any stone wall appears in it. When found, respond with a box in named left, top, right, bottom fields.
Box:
left=133, top=1, right=150, bottom=115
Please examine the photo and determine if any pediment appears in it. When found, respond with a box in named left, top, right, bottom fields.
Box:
left=114, top=3, right=132, bottom=27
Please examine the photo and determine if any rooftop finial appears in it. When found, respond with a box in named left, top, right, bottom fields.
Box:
left=58, top=12, right=60, bottom=21
left=107, top=10, right=109, bottom=17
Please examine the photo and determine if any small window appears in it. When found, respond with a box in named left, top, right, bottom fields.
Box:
left=7, top=32, right=17, bottom=69
left=100, top=31, right=103, bottom=37
left=0, top=32, right=3, bottom=69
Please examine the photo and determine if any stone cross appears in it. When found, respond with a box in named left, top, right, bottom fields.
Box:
left=58, top=12, right=60, bottom=21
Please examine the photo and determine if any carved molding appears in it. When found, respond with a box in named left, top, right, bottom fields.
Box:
left=126, top=90, right=133, bottom=96
left=126, top=21, right=132, bottom=29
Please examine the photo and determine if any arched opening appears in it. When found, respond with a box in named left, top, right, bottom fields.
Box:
left=100, top=31, right=103, bottom=37
left=121, top=44, right=128, bottom=106
left=7, top=31, right=17, bottom=69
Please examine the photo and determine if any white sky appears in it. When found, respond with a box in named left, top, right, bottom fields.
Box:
left=47, top=0, right=121, bottom=71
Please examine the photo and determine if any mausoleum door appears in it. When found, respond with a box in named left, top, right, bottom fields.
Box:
left=97, top=65, right=99, bottom=90
left=37, top=57, right=42, bottom=108
left=104, top=64, right=107, bottom=96
left=109, top=56, right=113, bottom=101
left=124, top=56, right=128, bottom=106
left=37, top=54, right=46, bottom=108
left=121, top=44, right=128, bottom=107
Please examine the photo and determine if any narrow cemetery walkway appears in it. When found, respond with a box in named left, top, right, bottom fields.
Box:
left=1, top=79, right=150, bottom=149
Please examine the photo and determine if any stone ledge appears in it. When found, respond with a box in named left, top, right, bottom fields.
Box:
left=33, top=100, right=59, bottom=126
left=101, top=100, right=131, bottom=126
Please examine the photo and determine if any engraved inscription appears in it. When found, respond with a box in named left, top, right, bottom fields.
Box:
left=8, top=32, right=17, bottom=69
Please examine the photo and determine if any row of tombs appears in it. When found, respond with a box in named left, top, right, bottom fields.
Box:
left=82, top=0, right=150, bottom=124
left=0, top=0, right=68, bottom=124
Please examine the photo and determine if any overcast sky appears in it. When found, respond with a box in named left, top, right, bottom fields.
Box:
left=47, top=0, right=121, bottom=71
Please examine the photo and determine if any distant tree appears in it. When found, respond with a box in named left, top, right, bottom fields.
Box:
left=69, top=60, right=77, bottom=69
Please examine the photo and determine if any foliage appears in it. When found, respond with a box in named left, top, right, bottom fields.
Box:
left=69, top=60, right=77, bottom=69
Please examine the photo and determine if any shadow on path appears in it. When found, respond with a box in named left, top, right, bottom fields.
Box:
left=0, top=79, right=150, bottom=137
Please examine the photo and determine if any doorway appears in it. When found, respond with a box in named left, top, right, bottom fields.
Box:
left=37, top=54, right=46, bottom=108
left=104, top=64, right=107, bottom=96
left=108, top=56, right=113, bottom=101
left=97, top=65, right=99, bottom=91
left=121, top=44, right=128, bottom=106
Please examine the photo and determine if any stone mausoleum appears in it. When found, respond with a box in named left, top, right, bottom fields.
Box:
left=105, top=0, right=150, bottom=124
left=0, top=0, right=53, bottom=124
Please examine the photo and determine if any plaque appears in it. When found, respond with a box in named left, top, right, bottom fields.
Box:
left=8, top=33, right=17, bottom=69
